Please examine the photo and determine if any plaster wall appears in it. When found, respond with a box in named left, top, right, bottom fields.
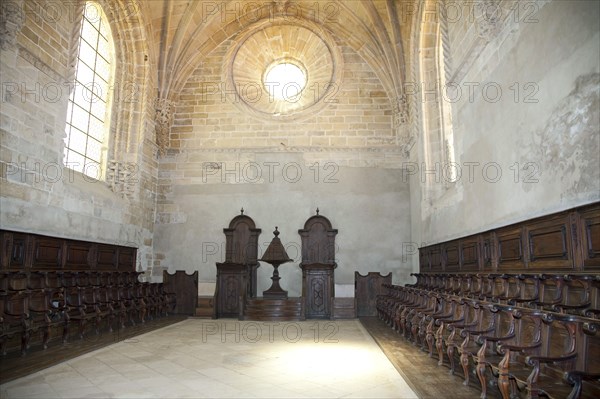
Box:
left=415, top=0, right=600, bottom=246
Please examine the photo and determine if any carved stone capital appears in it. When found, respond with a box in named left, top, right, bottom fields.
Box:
left=0, top=0, right=24, bottom=50
left=154, top=98, right=175, bottom=156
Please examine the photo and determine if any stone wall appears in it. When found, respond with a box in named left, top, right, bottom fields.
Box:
left=410, top=0, right=600, bottom=247
left=153, top=35, right=413, bottom=292
left=0, top=0, right=159, bottom=277
left=170, top=40, right=397, bottom=151
left=3, top=0, right=597, bottom=290
left=153, top=151, right=412, bottom=296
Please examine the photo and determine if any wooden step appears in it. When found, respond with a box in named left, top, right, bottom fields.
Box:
left=333, top=297, right=356, bottom=319
left=243, top=297, right=303, bottom=321
left=194, top=296, right=215, bottom=318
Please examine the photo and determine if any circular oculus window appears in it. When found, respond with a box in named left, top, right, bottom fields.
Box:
left=263, top=60, right=307, bottom=101
left=226, top=21, right=343, bottom=121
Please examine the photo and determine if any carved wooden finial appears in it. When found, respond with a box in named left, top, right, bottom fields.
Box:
left=240, top=207, right=244, bottom=215
left=316, top=208, right=319, bottom=215
left=274, top=226, right=279, bottom=237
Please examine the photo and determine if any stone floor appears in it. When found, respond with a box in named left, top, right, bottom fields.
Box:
left=0, top=319, right=418, bottom=398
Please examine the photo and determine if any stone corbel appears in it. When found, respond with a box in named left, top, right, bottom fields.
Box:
left=393, top=94, right=409, bottom=127
left=154, top=98, right=174, bottom=156
left=475, top=0, right=502, bottom=42
left=393, top=94, right=415, bottom=153
left=0, top=0, right=24, bottom=50
left=393, top=94, right=409, bottom=135
left=106, top=160, right=136, bottom=199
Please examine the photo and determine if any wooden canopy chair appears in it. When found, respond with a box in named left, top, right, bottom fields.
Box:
left=215, top=210, right=261, bottom=318
left=299, top=209, right=338, bottom=319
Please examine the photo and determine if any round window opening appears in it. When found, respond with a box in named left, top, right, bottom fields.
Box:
left=263, top=60, right=307, bottom=102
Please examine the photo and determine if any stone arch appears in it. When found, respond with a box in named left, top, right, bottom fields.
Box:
left=67, top=0, right=155, bottom=195
left=98, top=0, right=153, bottom=155
left=410, top=0, right=456, bottom=198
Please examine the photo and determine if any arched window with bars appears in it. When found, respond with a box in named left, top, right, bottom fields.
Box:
left=63, top=1, right=115, bottom=180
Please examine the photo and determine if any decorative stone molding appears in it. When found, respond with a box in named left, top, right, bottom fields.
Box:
left=154, top=98, right=174, bottom=156
left=223, top=17, right=344, bottom=122
left=168, top=145, right=409, bottom=155
left=393, top=94, right=416, bottom=154
left=66, top=0, right=86, bottom=91
left=449, top=0, right=506, bottom=85
left=0, top=0, right=24, bottom=50
left=475, top=0, right=502, bottom=42
left=271, top=0, right=290, bottom=16
left=393, top=94, right=409, bottom=128
left=106, top=160, right=136, bottom=199
left=439, top=3, right=453, bottom=84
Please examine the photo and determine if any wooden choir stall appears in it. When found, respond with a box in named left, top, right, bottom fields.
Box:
left=214, top=209, right=345, bottom=321
left=0, top=230, right=175, bottom=358
left=355, top=271, right=392, bottom=316
left=299, top=210, right=338, bottom=319
left=375, top=202, right=600, bottom=399
left=214, top=210, right=261, bottom=319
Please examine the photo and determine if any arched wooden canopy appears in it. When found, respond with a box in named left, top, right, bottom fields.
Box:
left=222, top=211, right=261, bottom=265
left=298, top=210, right=338, bottom=266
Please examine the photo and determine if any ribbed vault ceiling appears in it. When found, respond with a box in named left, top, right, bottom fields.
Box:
left=139, top=0, right=407, bottom=105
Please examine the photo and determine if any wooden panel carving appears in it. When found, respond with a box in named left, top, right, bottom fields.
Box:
left=496, top=227, right=525, bottom=270
left=460, top=236, right=480, bottom=271
left=444, top=241, right=460, bottom=271
left=1, top=232, right=27, bottom=270
left=224, top=275, right=240, bottom=313
left=0, top=230, right=136, bottom=272
left=216, top=263, right=246, bottom=318
left=482, top=234, right=493, bottom=269
left=355, top=271, right=392, bottom=317
left=64, top=242, right=90, bottom=270
left=32, top=237, right=62, bottom=269
left=0, top=231, right=8, bottom=269
left=302, top=264, right=335, bottom=319
left=419, top=249, right=430, bottom=271
left=310, top=277, right=325, bottom=312
left=580, top=206, right=600, bottom=270
left=498, top=236, right=522, bottom=261
left=117, top=248, right=135, bottom=271
left=418, top=202, right=600, bottom=274
left=430, top=246, right=442, bottom=271
left=97, top=245, right=117, bottom=270
left=163, top=270, right=198, bottom=315
left=525, top=215, right=573, bottom=269
left=528, top=227, right=567, bottom=260
left=585, top=219, right=600, bottom=258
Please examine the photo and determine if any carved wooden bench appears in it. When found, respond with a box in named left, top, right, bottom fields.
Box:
left=378, top=279, right=600, bottom=398
left=496, top=311, right=598, bottom=399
